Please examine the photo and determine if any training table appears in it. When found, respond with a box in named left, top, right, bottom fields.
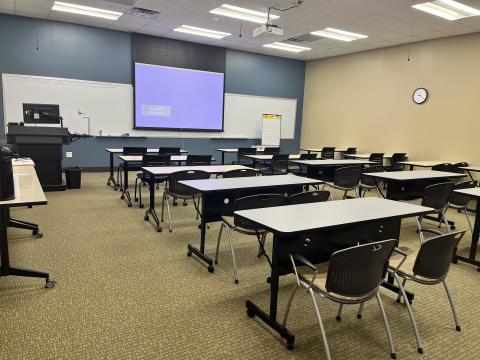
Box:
left=300, top=147, right=349, bottom=154
left=179, top=174, right=322, bottom=272
left=235, top=197, right=432, bottom=349
left=452, top=187, right=480, bottom=271
left=216, top=148, right=276, bottom=165
left=459, top=166, right=480, bottom=180
left=243, top=154, right=307, bottom=168
left=290, top=159, right=373, bottom=180
left=0, top=163, right=55, bottom=288
left=398, top=160, right=452, bottom=170
left=105, top=148, right=187, bottom=189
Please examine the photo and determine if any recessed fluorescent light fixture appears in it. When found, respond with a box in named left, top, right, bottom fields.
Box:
left=412, top=0, right=480, bottom=20
left=174, top=25, right=231, bottom=39
left=210, top=4, right=279, bottom=24
left=311, top=27, right=368, bottom=42
left=52, top=1, right=123, bottom=20
left=263, top=42, right=311, bottom=53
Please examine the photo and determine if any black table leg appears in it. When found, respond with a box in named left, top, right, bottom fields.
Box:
left=187, top=194, right=214, bottom=272
left=453, top=199, right=480, bottom=271
left=107, top=152, right=117, bottom=189
left=120, top=160, right=132, bottom=207
left=143, top=175, right=162, bottom=232
left=245, top=234, right=295, bottom=349
left=0, top=207, right=54, bottom=288
left=221, top=152, right=225, bottom=165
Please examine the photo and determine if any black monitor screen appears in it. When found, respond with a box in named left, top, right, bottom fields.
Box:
left=23, top=103, right=61, bottom=124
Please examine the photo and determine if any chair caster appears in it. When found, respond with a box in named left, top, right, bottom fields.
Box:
left=286, top=342, right=294, bottom=351
left=266, top=277, right=271, bottom=284
left=451, top=258, right=458, bottom=264
left=144, top=215, right=149, bottom=221
left=128, top=203, right=132, bottom=208
left=456, top=325, right=461, bottom=331
left=247, top=308, right=255, bottom=318
left=214, top=260, right=218, bottom=264
left=357, top=314, right=362, bottom=319
left=418, top=348, right=424, bottom=354
left=45, top=279, right=56, bottom=288
left=208, top=265, right=214, bottom=273
left=396, top=298, right=401, bottom=303
left=120, top=195, right=125, bottom=200
left=134, top=197, right=138, bottom=202
left=336, top=315, right=341, bottom=321
left=187, top=250, right=192, bottom=257
left=107, top=181, right=110, bottom=186
left=391, top=352, right=397, bottom=359
left=114, top=187, right=118, bottom=191
left=234, top=279, right=239, bottom=284
left=173, top=202, right=178, bottom=206
left=156, top=227, right=162, bottom=233
left=139, top=204, right=144, bottom=208
left=34, top=231, right=43, bottom=239
left=477, top=267, right=480, bottom=272
left=183, top=201, right=187, bottom=206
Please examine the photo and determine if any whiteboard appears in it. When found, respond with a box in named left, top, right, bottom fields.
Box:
left=261, top=115, right=281, bottom=146
left=2, top=74, right=297, bottom=139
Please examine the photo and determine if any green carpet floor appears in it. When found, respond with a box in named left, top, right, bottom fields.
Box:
left=1, top=172, right=479, bottom=359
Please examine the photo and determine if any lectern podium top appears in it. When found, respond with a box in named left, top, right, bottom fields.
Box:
left=7, top=125, right=72, bottom=145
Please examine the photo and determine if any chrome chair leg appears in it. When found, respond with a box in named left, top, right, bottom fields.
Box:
left=336, top=304, right=343, bottom=321
left=257, top=233, right=266, bottom=257
left=134, top=177, right=139, bottom=201
left=282, top=283, right=299, bottom=327
left=165, top=194, right=172, bottom=232
left=441, top=208, right=451, bottom=232
left=395, top=278, right=407, bottom=303
left=443, top=280, right=461, bottom=331
left=393, top=273, right=423, bottom=353
left=225, top=225, right=238, bottom=284
left=215, top=222, right=224, bottom=264
left=357, top=302, right=364, bottom=319
left=416, top=216, right=425, bottom=243
left=309, top=288, right=332, bottom=360
left=161, top=192, right=166, bottom=222
left=376, top=293, right=397, bottom=360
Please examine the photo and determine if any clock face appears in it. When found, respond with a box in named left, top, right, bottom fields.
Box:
left=413, top=88, right=428, bottom=104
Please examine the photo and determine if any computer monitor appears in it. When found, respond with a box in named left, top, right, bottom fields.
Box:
left=23, top=103, right=61, bottom=124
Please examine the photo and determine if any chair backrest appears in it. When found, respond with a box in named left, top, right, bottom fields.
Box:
left=142, top=154, right=170, bottom=167
left=431, top=163, right=453, bottom=172
left=449, top=180, right=478, bottom=207
left=334, top=166, right=362, bottom=188
left=237, top=148, right=256, bottom=164
left=300, top=153, right=317, bottom=160
left=263, top=147, right=280, bottom=155
left=369, top=153, right=384, bottom=165
left=159, top=147, right=181, bottom=155
left=186, top=155, right=212, bottom=166
left=325, top=239, right=397, bottom=298
left=421, top=182, right=454, bottom=210
left=233, top=194, right=286, bottom=230
left=270, top=154, right=290, bottom=172
left=413, top=231, right=466, bottom=280
left=167, top=170, right=210, bottom=196
left=321, top=147, right=335, bottom=159
left=223, top=168, right=258, bottom=178
left=123, top=147, right=147, bottom=155
left=287, top=190, right=330, bottom=205
left=345, top=147, right=357, bottom=155
left=452, top=162, right=468, bottom=174
left=361, top=165, right=384, bottom=186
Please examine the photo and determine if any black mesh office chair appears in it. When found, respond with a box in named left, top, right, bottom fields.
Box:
left=215, top=194, right=286, bottom=283
left=388, top=230, right=466, bottom=354
left=134, top=154, right=170, bottom=208
left=448, top=180, right=477, bottom=234
left=289, top=153, right=317, bottom=175
left=116, top=147, right=147, bottom=189
left=385, top=153, right=407, bottom=171
left=222, top=168, right=258, bottom=178
left=451, top=162, right=468, bottom=174
left=321, top=147, right=335, bottom=160
left=415, top=182, right=454, bottom=243
left=369, top=153, right=384, bottom=166
left=186, top=155, right=212, bottom=166
left=431, top=163, right=453, bottom=172
left=159, top=147, right=181, bottom=155
left=232, top=147, right=256, bottom=166
left=262, top=154, right=290, bottom=175
left=161, top=170, right=210, bottom=232
left=342, top=147, right=357, bottom=159
left=323, top=166, right=362, bottom=199
left=284, top=239, right=398, bottom=360
left=360, top=165, right=384, bottom=197
left=263, top=147, right=280, bottom=155
left=287, top=190, right=330, bottom=204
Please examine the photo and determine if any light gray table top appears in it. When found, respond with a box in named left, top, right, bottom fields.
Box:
left=119, top=155, right=188, bottom=162
left=179, top=174, right=321, bottom=192
left=0, top=164, right=47, bottom=208
left=291, top=159, right=373, bottom=166
left=364, top=170, right=466, bottom=181
left=106, top=148, right=187, bottom=154
left=142, top=165, right=252, bottom=176
left=459, top=166, right=480, bottom=172
left=300, top=147, right=349, bottom=153
left=235, top=197, right=433, bottom=235
left=344, top=153, right=396, bottom=159
left=454, top=187, right=480, bottom=198
left=244, top=154, right=305, bottom=160
left=398, top=160, right=450, bottom=167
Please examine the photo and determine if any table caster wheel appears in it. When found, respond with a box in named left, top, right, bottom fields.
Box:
left=266, top=277, right=271, bottom=284
left=208, top=265, right=214, bottom=273
left=144, top=215, right=149, bottom=221
left=187, top=250, right=192, bottom=257
left=114, top=187, right=118, bottom=191
left=452, top=259, right=458, bottom=264
left=287, top=342, right=294, bottom=350
left=134, top=197, right=138, bottom=202
left=121, top=195, right=125, bottom=200
left=45, top=279, right=56, bottom=288
left=128, top=203, right=132, bottom=208
left=173, top=202, right=178, bottom=206
left=28, top=205, right=32, bottom=209
left=247, top=308, right=255, bottom=318
left=139, top=204, right=144, bottom=208
left=35, top=232, right=44, bottom=239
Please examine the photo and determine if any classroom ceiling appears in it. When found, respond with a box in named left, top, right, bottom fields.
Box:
left=1, top=0, right=480, bottom=60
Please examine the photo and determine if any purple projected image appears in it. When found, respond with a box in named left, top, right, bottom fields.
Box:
left=134, top=63, right=225, bottom=131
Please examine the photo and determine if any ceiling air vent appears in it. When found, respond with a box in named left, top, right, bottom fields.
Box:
left=286, top=33, right=321, bottom=43
left=103, top=0, right=136, bottom=5
left=128, top=7, right=160, bottom=19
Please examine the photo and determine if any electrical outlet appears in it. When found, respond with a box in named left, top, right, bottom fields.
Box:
left=66, top=152, right=73, bottom=158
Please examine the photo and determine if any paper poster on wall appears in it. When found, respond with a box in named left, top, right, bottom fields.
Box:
left=261, top=114, right=282, bottom=146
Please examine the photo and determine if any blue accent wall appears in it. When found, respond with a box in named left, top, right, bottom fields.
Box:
left=0, top=14, right=306, bottom=167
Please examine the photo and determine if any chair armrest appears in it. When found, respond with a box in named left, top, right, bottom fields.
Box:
left=390, top=247, right=408, bottom=272
left=419, top=229, right=443, bottom=236
left=291, top=254, right=317, bottom=271
left=289, top=253, right=317, bottom=287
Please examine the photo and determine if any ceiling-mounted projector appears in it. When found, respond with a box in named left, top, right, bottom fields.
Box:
left=253, top=24, right=284, bottom=38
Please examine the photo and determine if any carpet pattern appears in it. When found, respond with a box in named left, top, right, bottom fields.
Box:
left=1, top=172, right=479, bottom=359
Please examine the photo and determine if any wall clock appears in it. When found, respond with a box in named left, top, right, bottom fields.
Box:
left=413, top=87, right=428, bottom=104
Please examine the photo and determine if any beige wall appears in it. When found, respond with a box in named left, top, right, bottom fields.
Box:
left=301, top=32, right=480, bottom=164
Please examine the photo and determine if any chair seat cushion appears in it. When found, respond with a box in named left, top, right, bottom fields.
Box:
left=221, top=216, right=268, bottom=235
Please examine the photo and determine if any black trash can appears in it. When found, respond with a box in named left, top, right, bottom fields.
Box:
left=65, top=167, right=81, bottom=189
